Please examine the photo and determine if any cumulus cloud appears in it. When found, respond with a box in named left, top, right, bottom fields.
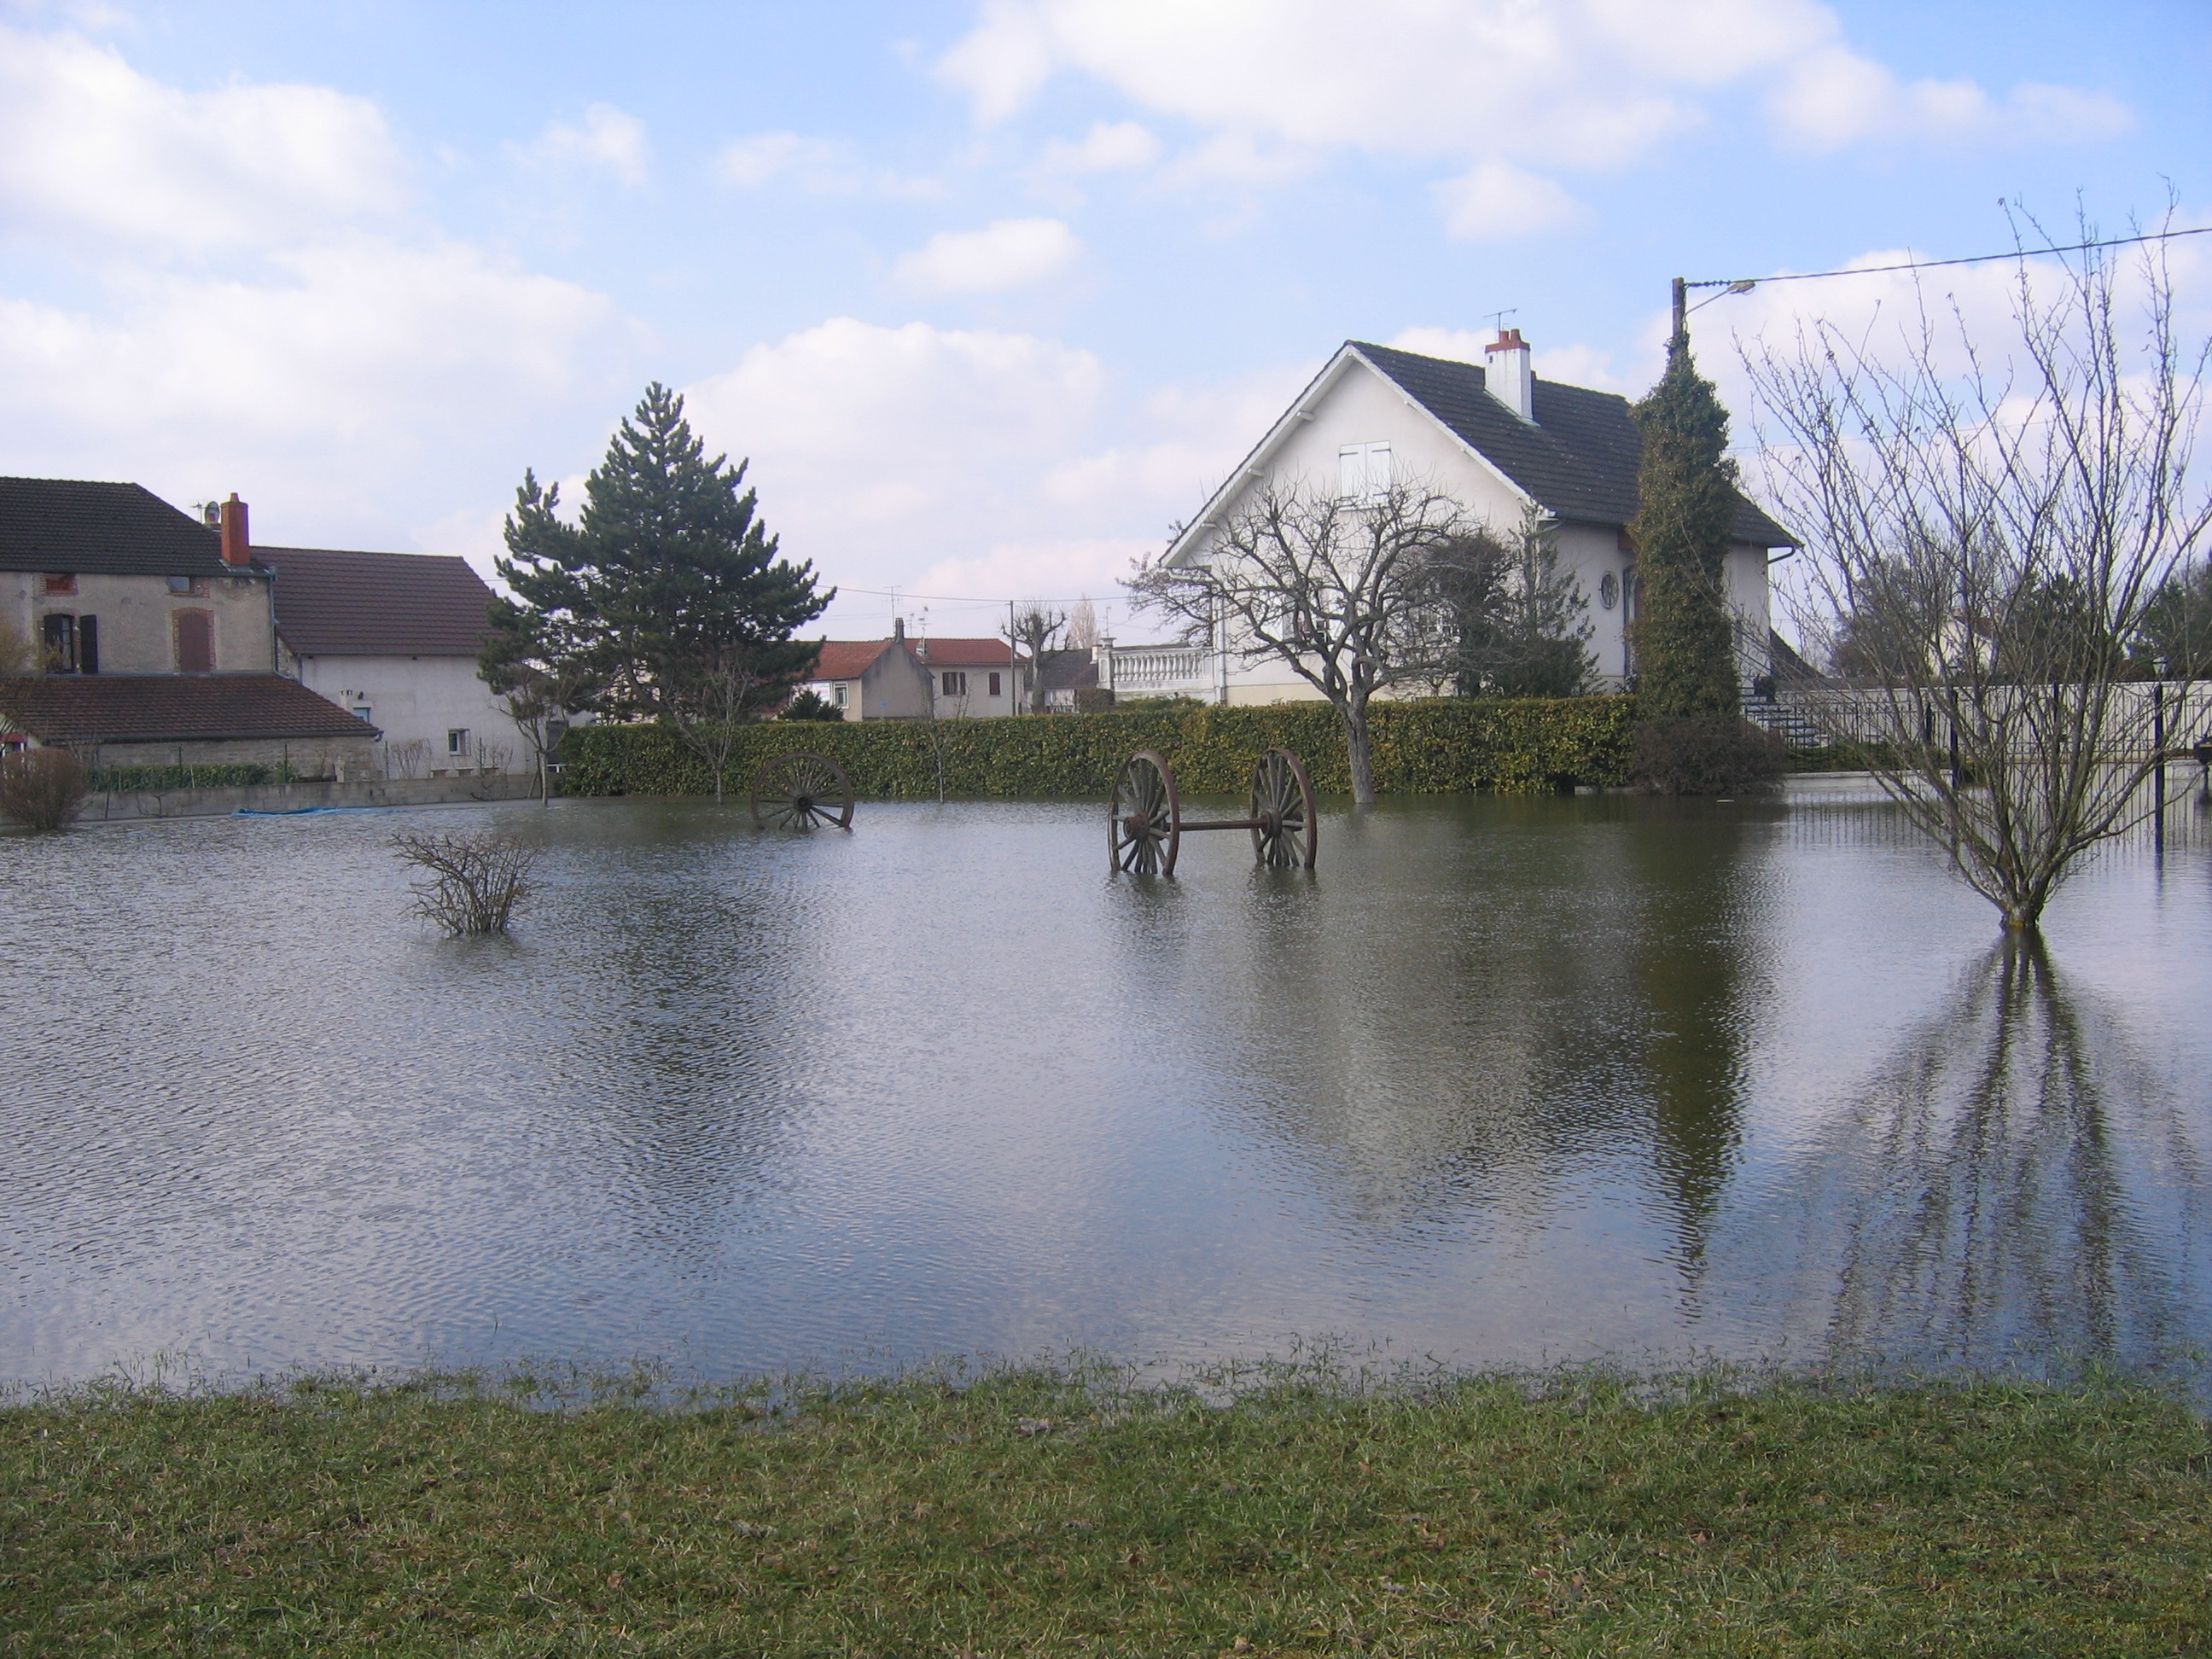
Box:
left=514, top=102, right=650, bottom=186
left=1433, top=161, right=1585, bottom=239
left=938, top=0, right=2134, bottom=236
left=681, top=319, right=1307, bottom=633
left=0, top=23, right=406, bottom=250
left=1035, top=119, right=1162, bottom=175
left=890, top=217, right=1082, bottom=294
left=1769, top=47, right=2135, bottom=151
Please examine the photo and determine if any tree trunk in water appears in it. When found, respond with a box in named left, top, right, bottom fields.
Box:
left=1342, top=700, right=1376, bottom=808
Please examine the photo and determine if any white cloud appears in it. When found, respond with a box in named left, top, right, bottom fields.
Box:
left=1389, top=328, right=1646, bottom=395
left=1158, top=131, right=1316, bottom=190
left=680, top=319, right=1309, bottom=635
left=713, top=130, right=943, bottom=197
left=0, top=23, right=405, bottom=250
left=1034, top=119, right=1161, bottom=175
left=515, top=102, right=650, bottom=186
left=1770, top=47, right=2135, bottom=152
left=1433, top=161, right=1585, bottom=239
left=938, top=0, right=2134, bottom=236
left=890, top=217, right=1082, bottom=294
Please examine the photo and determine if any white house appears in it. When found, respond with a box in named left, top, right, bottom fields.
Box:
left=798, top=622, right=1032, bottom=719
left=264, top=545, right=522, bottom=777
left=1159, top=331, right=1796, bottom=702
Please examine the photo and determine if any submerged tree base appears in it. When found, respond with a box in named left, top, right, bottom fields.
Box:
left=4, top=1361, right=2206, bottom=1655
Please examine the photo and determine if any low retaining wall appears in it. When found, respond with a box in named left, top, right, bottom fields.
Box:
left=73, top=773, right=548, bottom=824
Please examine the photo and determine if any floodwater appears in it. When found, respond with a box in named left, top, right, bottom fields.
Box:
left=4, top=780, right=2210, bottom=1390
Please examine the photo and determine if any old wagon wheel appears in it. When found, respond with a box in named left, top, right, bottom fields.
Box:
left=750, top=750, right=855, bottom=830
left=1109, top=749, right=1180, bottom=876
left=1248, top=746, right=1317, bottom=870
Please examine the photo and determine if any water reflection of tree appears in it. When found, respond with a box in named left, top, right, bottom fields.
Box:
left=1755, top=938, right=2203, bottom=1376
left=1623, top=805, right=1762, bottom=1277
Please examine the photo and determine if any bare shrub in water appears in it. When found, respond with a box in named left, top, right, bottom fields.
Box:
left=0, top=748, right=88, bottom=832
left=393, top=830, right=539, bottom=934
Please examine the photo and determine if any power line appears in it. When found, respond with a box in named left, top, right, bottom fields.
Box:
left=1685, top=222, right=2212, bottom=294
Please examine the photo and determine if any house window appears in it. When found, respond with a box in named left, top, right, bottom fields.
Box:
left=1598, top=572, right=1620, bottom=610
left=833, top=684, right=848, bottom=708
left=1338, top=442, right=1392, bottom=505
left=41, top=614, right=76, bottom=673
left=447, top=727, right=471, bottom=756
left=174, top=610, right=214, bottom=673
left=167, top=574, right=207, bottom=596
left=352, top=706, right=373, bottom=723
left=43, top=573, right=75, bottom=596
left=988, top=671, right=1002, bottom=697
left=940, top=671, right=967, bottom=697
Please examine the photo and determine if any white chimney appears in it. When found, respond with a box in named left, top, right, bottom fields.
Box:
left=1484, top=327, right=1534, bottom=422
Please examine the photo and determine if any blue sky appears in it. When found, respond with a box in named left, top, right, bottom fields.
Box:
left=1, top=0, right=2203, bottom=638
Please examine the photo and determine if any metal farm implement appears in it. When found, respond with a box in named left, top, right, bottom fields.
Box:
left=750, top=750, right=856, bottom=830
left=1109, top=747, right=1317, bottom=876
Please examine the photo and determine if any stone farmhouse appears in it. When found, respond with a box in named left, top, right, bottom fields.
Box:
left=0, top=478, right=375, bottom=776
left=1154, top=331, right=1796, bottom=704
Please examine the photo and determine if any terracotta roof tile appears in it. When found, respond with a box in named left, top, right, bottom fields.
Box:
left=911, top=637, right=1013, bottom=668
left=812, top=639, right=899, bottom=680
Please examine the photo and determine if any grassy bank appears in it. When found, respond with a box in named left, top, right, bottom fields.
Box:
left=4, top=1365, right=2206, bottom=1656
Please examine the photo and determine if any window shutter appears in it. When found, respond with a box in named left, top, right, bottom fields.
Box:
left=1366, top=443, right=1391, bottom=501
left=174, top=611, right=212, bottom=674
left=78, top=615, right=98, bottom=674
left=1339, top=445, right=1363, bottom=502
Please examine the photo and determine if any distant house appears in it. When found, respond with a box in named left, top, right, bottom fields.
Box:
left=0, top=477, right=375, bottom=777
left=1161, top=332, right=1796, bottom=702
left=796, top=621, right=1033, bottom=720
left=262, top=544, right=521, bottom=778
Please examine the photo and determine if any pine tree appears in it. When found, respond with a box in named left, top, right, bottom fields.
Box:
left=487, top=383, right=831, bottom=800
left=1627, top=335, right=1742, bottom=721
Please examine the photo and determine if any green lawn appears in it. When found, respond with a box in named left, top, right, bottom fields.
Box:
left=4, top=1365, right=2206, bottom=1656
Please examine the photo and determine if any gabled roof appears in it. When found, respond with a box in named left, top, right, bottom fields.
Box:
left=1167, top=341, right=1794, bottom=562
left=1350, top=341, right=1793, bottom=545
left=261, top=545, right=495, bottom=657
left=0, top=477, right=236, bottom=577
left=812, top=639, right=902, bottom=681
left=0, top=674, right=376, bottom=745
left=912, top=637, right=1012, bottom=668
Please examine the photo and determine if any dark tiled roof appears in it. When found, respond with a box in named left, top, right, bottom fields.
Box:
left=0, top=674, right=375, bottom=745
left=0, top=477, right=236, bottom=576
left=262, top=545, right=496, bottom=657
left=1346, top=342, right=1796, bottom=547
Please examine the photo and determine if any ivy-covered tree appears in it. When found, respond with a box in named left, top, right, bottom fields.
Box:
left=485, top=383, right=831, bottom=800
left=1627, top=335, right=1743, bottom=722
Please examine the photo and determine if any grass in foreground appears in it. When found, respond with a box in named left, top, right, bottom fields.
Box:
left=3, top=1364, right=2207, bottom=1656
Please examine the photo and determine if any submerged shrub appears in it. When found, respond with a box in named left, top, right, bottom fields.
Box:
left=393, top=830, right=540, bottom=934
left=0, top=748, right=87, bottom=831
left=1632, top=717, right=1784, bottom=796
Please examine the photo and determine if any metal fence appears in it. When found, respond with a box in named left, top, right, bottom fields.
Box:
left=1771, top=680, right=2212, bottom=759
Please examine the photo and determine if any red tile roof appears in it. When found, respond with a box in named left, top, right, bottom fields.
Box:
left=811, top=639, right=899, bottom=681
left=262, top=545, right=496, bottom=657
left=0, top=674, right=376, bottom=744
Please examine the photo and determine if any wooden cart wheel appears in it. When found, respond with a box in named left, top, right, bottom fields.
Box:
left=1248, top=746, right=1317, bottom=870
left=750, top=750, right=854, bottom=830
left=1109, top=749, right=1180, bottom=876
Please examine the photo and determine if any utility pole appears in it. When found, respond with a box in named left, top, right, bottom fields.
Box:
left=1670, top=276, right=1687, bottom=343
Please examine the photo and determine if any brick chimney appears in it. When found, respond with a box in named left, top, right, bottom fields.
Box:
left=1484, top=328, right=1534, bottom=422
left=218, top=493, right=251, bottom=565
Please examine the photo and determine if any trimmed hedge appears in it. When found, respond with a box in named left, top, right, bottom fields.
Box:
left=561, top=696, right=1637, bottom=800
left=88, top=763, right=294, bottom=791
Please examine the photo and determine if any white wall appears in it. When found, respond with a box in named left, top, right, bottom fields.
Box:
left=292, top=653, right=522, bottom=776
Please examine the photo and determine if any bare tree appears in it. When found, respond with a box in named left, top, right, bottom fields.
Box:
left=1066, top=595, right=1101, bottom=651
left=1747, top=212, right=2211, bottom=929
left=1128, top=477, right=1469, bottom=806
left=0, top=617, right=40, bottom=679
left=393, top=830, right=540, bottom=934
left=1003, top=602, right=1066, bottom=713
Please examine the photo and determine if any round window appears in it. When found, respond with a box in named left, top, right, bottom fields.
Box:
left=1598, top=571, right=1620, bottom=610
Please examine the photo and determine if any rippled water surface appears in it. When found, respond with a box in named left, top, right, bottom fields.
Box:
left=5, top=782, right=2210, bottom=1387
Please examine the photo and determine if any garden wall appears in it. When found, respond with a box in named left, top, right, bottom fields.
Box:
left=561, top=697, right=1639, bottom=800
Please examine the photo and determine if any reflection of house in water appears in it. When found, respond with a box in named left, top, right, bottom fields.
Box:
left=1140, top=799, right=1763, bottom=1245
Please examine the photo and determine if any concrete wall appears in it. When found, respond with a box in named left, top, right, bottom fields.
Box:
left=88, top=731, right=379, bottom=780
left=50, top=770, right=547, bottom=825
left=288, top=651, right=524, bottom=776
left=10, top=568, right=276, bottom=674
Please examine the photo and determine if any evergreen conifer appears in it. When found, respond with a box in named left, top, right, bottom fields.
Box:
left=1627, top=335, right=1743, bottom=721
